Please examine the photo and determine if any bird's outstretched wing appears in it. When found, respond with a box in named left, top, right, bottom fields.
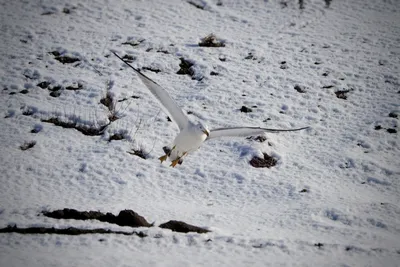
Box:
left=207, top=126, right=309, bottom=140
left=113, top=52, right=189, bottom=131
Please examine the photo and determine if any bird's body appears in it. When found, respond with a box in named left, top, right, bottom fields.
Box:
left=166, top=122, right=209, bottom=165
left=113, top=52, right=309, bottom=167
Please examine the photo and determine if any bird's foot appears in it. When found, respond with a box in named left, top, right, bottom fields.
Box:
left=159, top=155, right=168, bottom=163
left=170, top=152, right=187, bottom=167
left=170, top=158, right=180, bottom=167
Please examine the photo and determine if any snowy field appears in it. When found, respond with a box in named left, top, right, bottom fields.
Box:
left=0, top=0, right=399, bottom=266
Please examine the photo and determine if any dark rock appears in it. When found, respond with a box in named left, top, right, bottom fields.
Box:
left=387, top=128, right=397, bottom=134
left=54, top=56, right=80, bottom=64
left=31, top=125, right=43, bottom=133
left=198, top=34, right=225, bottom=47
left=314, top=243, right=324, bottom=248
left=116, top=210, right=151, bottom=227
left=121, top=39, right=145, bottom=47
left=122, top=54, right=135, bottom=63
left=374, top=125, right=382, bottom=130
left=176, top=58, right=194, bottom=76
left=250, top=153, right=277, bottom=168
left=109, top=133, right=124, bottom=141
left=245, top=53, right=255, bottom=60
left=300, top=189, right=308, bottom=193
left=322, top=85, right=334, bottom=89
left=294, top=85, right=306, bottom=93
left=240, top=106, right=252, bottom=113
left=37, top=81, right=51, bottom=89
left=50, top=51, right=61, bottom=57
left=100, top=93, right=114, bottom=112
left=66, top=83, right=83, bottom=90
left=159, top=220, right=209, bottom=233
left=142, top=67, right=161, bottom=73
left=50, top=91, right=62, bottom=97
left=246, top=135, right=266, bottom=142
left=20, top=141, right=36, bottom=151
left=388, top=112, right=398, bottom=118
left=187, top=1, right=205, bottom=9
left=335, top=90, right=350, bottom=100
left=48, top=85, right=62, bottom=92
left=20, top=89, right=29, bottom=94
left=210, top=71, right=219, bottom=76
left=22, top=107, right=36, bottom=116
left=156, top=49, right=170, bottom=54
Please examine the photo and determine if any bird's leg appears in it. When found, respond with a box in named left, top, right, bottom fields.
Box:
left=170, top=152, right=187, bottom=167
left=159, top=145, right=176, bottom=163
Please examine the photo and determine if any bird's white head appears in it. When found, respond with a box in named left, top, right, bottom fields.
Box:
left=196, top=122, right=210, bottom=137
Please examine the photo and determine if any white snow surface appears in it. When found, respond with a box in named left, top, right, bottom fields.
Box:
left=0, top=0, right=399, bottom=266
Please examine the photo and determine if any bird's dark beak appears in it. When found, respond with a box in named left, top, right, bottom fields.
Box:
left=203, top=130, right=209, bottom=137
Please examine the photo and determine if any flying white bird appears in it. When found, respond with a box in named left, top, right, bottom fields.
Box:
left=113, top=52, right=309, bottom=167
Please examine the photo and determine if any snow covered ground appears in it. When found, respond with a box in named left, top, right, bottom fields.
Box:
left=0, top=0, right=399, bottom=266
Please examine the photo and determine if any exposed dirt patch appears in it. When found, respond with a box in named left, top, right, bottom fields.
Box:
left=176, top=58, right=194, bottom=77
left=100, top=92, right=119, bottom=122
left=20, top=141, right=36, bottom=151
left=159, top=220, right=209, bottom=233
left=43, top=208, right=152, bottom=228
left=246, top=135, right=266, bottom=142
left=65, top=83, right=83, bottom=91
left=122, top=54, right=135, bottom=63
left=42, top=117, right=109, bottom=136
left=142, top=67, right=161, bottom=73
left=335, top=90, right=350, bottom=100
left=250, top=153, right=277, bottom=168
left=122, top=38, right=145, bottom=47
left=53, top=54, right=80, bottom=64
left=0, top=225, right=146, bottom=237
left=199, top=34, right=225, bottom=47
left=187, top=1, right=205, bottom=9
left=240, top=106, right=252, bottom=113
left=109, top=133, right=125, bottom=141
left=127, top=148, right=147, bottom=159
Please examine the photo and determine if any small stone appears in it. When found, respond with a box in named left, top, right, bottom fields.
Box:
left=50, top=91, right=61, bottom=98
left=240, top=106, right=252, bottom=113
left=37, top=81, right=50, bottom=89
left=294, top=85, right=306, bottom=93
left=210, top=71, right=219, bottom=76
